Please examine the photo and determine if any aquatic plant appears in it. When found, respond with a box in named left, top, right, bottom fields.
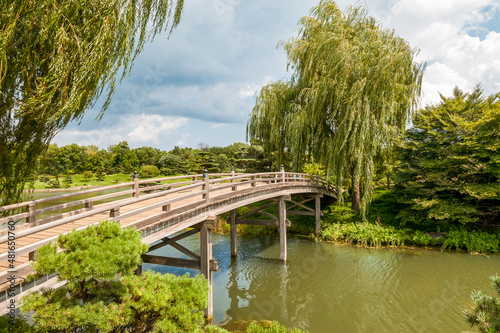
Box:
left=442, top=229, right=500, bottom=254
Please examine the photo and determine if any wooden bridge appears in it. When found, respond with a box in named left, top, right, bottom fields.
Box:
left=0, top=170, right=335, bottom=317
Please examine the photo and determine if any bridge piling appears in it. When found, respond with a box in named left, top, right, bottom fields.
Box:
left=315, top=194, right=321, bottom=235
left=279, top=196, right=288, bottom=261
left=230, top=209, right=237, bottom=256
left=200, top=217, right=216, bottom=318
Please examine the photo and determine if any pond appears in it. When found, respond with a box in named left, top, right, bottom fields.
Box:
left=146, top=233, right=500, bottom=333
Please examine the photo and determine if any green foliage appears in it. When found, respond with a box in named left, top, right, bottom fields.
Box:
left=21, top=220, right=211, bottom=332
left=320, top=221, right=409, bottom=247
left=248, top=1, right=424, bottom=215
left=27, top=220, right=148, bottom=291
left=138, top=165, right=161, bottom=178
left=465, top=275, right=500, bottom=333
left=395, top=86, right=500, bottom=229
left=82, top=170, right=93, bottom=181
left=95, top=169, right=106, bottom=182
left=0, top=316, right=35, bottom=332
left=301, top=162, right=325, bottom=178
left=0, top=0, right=184, bottom=206
left=247, top=321, right=307, bottom=333
left=442, top=229, right=500, bottom=254
left=159, top=153, right=185, bottom=174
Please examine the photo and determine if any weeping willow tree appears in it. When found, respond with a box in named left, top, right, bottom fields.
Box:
left=0, top=0, right=184, bottom=206
left=248, top=0, right=424, bottom=215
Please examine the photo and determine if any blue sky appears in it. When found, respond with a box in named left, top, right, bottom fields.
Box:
left=53, top=0, right=500, bottom=151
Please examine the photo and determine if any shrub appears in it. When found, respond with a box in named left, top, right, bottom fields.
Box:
left=138, top=164, right=160, bottom=178
left=21, top=221, right=209, bottom=332
left=247, top=321, right=307, bottom=333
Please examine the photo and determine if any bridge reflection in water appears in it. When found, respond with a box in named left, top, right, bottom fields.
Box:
left=0, top=170, right=335, bottom=317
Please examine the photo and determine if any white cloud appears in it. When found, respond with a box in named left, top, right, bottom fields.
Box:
left=367, top=0, right=500, bottom=106
left=54, top=114, right=188, bottom=148
left=53, top=0, right=500, bottom=150
left=126, top=114, right=188, bottom=144
left=175, top=133, right=191, bottom=147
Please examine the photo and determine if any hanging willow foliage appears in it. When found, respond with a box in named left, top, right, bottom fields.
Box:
left=0, top=0, right=184, bottom=205
left=248, top=0, right=424, bottom=215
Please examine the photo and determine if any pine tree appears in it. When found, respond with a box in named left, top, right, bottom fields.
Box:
left=465, top=275, right=500, bottom=333
left=395, top=86, right=500, bottom=229
left=21, top=221, right=209, bottom=332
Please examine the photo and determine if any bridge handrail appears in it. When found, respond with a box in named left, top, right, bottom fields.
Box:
left=0, top=171, right=332, bottom=236
left=0, top=171, right=334, bottom=263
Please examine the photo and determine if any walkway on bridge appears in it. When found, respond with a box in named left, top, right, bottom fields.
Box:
left=0, top=170, right=335, bottom=316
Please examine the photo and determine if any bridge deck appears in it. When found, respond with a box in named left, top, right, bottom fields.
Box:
left=0, top=172, right=335, bottom=300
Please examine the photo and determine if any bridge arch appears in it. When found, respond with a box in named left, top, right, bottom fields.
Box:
left=0, top=171, right=335, bottom=316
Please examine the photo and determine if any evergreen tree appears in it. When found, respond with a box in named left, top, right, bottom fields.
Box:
left=465, top=275, right=500, bottom=333
left=395, top=86, right=500, bottom=229
left=21, top=221, right=209, bottom=332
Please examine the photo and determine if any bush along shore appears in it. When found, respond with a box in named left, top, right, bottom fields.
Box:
left=318, top=222, right=500, bottom=254
left=216, top=192, right=500, bottom=255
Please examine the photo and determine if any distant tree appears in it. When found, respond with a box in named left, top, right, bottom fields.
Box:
left=395, top=87, right=500, bottom=229
left=0, top=0, right=184, bottom=206
left=248, top=1, right=424, bottom=215
left=63, top=173, right=73, bottom=188
left=214, top=154, right=232, bottom=173
left=87, top=149, right=113, bottom=173
left=21, top=221, right=209, bottom=332
left=57, top=144, right=88, bottom=174
left=110, top=141, right=139, bottom=173
left=465, top=275, right=500, bottom=333
left=134, top=146, right=162, bottom=167
left=82, top=170, right=93, bottom=182
left=95, top=169, right=106, bottom=182
left=159, top=153, right=184, bottom=174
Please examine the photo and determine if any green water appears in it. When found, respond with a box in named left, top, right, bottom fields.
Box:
left=146, top=233, right=500, bottom=333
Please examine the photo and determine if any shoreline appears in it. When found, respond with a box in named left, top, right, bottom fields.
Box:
left=26, top=185, right=99, bottom=193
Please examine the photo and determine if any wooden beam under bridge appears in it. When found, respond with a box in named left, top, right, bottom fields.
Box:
left=229, top=194, right=324, bottom=260
left=139, top=217, right=219, bottom=318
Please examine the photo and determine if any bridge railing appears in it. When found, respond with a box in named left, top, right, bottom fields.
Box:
left=0, top=171, right=333, bottom=250
left=0, top=172, right=332, bottom=226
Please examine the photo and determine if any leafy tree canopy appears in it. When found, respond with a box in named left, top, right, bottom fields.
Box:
left=247, top=0, right=424, bottom=215
left=0, top=0, right=184, bottom=205
left=395, top=86, right=500, bottom=229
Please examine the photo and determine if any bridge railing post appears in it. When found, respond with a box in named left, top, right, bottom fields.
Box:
left=231, top=166, right=236, bottom=191
left=202, top=169, right=209, bottom=202
left=132, top=171, right=139, bottom=198
left=26, top=202, right=36, bottom=225
left=280, top=165, right=285, bottom=184
left=316, top=172, right=320, bottom=186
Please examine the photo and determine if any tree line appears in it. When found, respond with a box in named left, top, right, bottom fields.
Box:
left=35, top=141, right=269, bottom=178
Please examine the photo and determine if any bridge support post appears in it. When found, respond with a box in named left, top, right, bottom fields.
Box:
left=230, top=209, right=237, bottom=257
left=279, top=197, right=287, bottom=261
left=315, top=194, right=321, bottom=235
left=200, top=217, right=216, bottom=318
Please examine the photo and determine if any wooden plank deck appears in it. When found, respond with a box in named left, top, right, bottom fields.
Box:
left=0, top=172, right=334, bottom=301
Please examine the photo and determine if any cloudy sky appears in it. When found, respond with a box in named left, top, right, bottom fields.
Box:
left=53, top=0, right=500, bottom=151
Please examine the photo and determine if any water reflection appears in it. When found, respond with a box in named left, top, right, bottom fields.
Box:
left=145, top=233, right=500, bottom=333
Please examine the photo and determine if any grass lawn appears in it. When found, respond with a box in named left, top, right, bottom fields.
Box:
left=30, top=173, right=199, bottom=190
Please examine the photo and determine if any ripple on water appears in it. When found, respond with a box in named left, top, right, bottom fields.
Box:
left=148, top=233, right=500, bottom=333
